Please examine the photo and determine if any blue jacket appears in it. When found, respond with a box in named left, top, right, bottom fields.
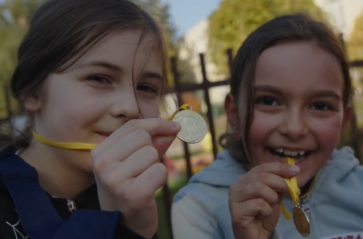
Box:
left=0, top=148, right=149, bottom=239
left=172, top=147, right=363, bottom=239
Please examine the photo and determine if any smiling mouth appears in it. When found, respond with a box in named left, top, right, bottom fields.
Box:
left=268, top=148, right=311, bottom=162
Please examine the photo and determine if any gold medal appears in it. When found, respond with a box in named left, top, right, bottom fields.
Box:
left=281, top=157, right=311, bottom=237
left=171, top=107, right=207, bottom=144
left=293, top=205, right=310, bottom=237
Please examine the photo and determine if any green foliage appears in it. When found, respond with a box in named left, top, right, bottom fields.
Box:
left=0, top=0, right=46, bottom=84
left=0, top=0, right=47, bottom=117
left=207, top=0, right=325, bottom=75
left=348, top=10, right=363, bottom=61
left=347, top=10, right=363, bottom=86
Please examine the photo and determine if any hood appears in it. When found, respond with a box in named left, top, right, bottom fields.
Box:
left=189, top=149, right=246, bottom=187
left=322, top=146, right=360, bottom=181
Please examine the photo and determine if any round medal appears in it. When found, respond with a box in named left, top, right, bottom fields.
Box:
left=172, top=110, right=207, bottom=144
left=293, top=205, right=310, bottom=237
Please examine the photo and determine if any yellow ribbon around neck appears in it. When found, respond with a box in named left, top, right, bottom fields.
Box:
left=281, top=157, right=300, bottom=221
left=31, top=130, right=97, bottom=150
left=32, top=104, right=192, bottom=150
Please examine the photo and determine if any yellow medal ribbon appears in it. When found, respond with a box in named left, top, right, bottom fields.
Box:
left=32, top=104, right=193, bottom=150
left=168, top=104, right=192, bottom=120
left=281, top=157, right=300, bottom=221
left=31, top=130, right=97, bottom=150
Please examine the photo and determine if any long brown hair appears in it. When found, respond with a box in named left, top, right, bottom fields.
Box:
left=0, top=0, right=168, bottom=151
left=220, top=13, right=352, bottom=165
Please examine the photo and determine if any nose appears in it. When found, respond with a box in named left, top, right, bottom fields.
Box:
left=279, top=109, right=308, bottom=140
left=109, top=87, right=140, bottom=120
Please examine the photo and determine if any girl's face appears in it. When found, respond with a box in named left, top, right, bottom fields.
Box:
left=244, top=41, right=349, bottom=187
left=25, top=30, right=163, bottom=145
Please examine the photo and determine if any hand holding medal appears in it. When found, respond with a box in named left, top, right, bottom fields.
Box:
left=281, top=157, right=310, bottom=237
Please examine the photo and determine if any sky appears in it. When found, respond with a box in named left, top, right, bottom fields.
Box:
left=160, top=0, right=222, bottom=37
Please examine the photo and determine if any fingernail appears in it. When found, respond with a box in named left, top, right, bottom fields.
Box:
left=170, top=121, right=181, bottom=129
left=289, top=165, right=300, bottom=174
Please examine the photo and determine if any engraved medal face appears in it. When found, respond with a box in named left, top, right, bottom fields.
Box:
left=172, top=110, right=207, bottom=144
left=293, top=206, right=310, bottom=237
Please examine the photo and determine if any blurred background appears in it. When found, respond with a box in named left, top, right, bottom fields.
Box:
left=1, top=0, right=363, bottom=238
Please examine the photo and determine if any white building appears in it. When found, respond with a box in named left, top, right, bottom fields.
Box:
left=178, top=19, right=229, bottom=106
left=314, top=0, right=363, bottom=39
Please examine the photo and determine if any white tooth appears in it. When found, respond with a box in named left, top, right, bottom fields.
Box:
left=284, top=150, right=292, bottom=156
left=299, top=151, right=305, bottom=155
left=291, top=151, right=298, bottom=156
left=277, top=149, right=283, bottom=153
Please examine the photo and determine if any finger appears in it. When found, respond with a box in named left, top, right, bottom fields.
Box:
left=152, top=135, right=176, bottom=157
left=240, top=172, right=290, bottom=195
left=131, top=163, right=168, bottom=196
left=95, top=118, right=181, bottom=154
left=249, top=162, right=300, bottom=178
left=92, top=129, right=153, bottom=170
left=230, top=181, right=279, bottom=205
left=230, top=198, right=273, bottom=224
left=95, top=146, right=159, bottom=190
left=118, top=145, right=159, bottom=181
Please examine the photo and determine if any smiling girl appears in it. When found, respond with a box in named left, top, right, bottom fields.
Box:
left=172, top=13, right=363, bottom=239
left=0, top=0, right=181, bottom=239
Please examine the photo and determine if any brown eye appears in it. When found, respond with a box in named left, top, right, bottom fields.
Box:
left=311, top=102, right=331, bottom=111
left=257, top=97, right=277, bottom=106
left=87, top=76, right=112, bottom=84
left=137, top=84, right=158, bottom=94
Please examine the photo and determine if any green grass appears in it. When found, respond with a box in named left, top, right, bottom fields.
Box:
left=155, top=176, right=188, bottom=239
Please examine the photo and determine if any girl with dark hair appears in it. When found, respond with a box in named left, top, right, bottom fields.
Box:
left=172, top=13, right=363, bottom=239
left=0, top=0, right=181, bottom=238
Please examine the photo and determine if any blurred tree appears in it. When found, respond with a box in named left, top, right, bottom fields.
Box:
left=347, top=10, right=363, bottom=61
left=0, top=0, right=46, bottom=85
left=347, top=10, right=363, bottom=92
left=207, top=0, right=326, bottom=75
left=0, top=0, right=46, bottom=117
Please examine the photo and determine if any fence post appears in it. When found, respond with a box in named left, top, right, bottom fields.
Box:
left=226, top=49, right=233, bottom=76
left=160, top=157, right=173, bottom=239
left=199, top=54, right=218, bottom=159
left=170, top=57, right=193, bottom=180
